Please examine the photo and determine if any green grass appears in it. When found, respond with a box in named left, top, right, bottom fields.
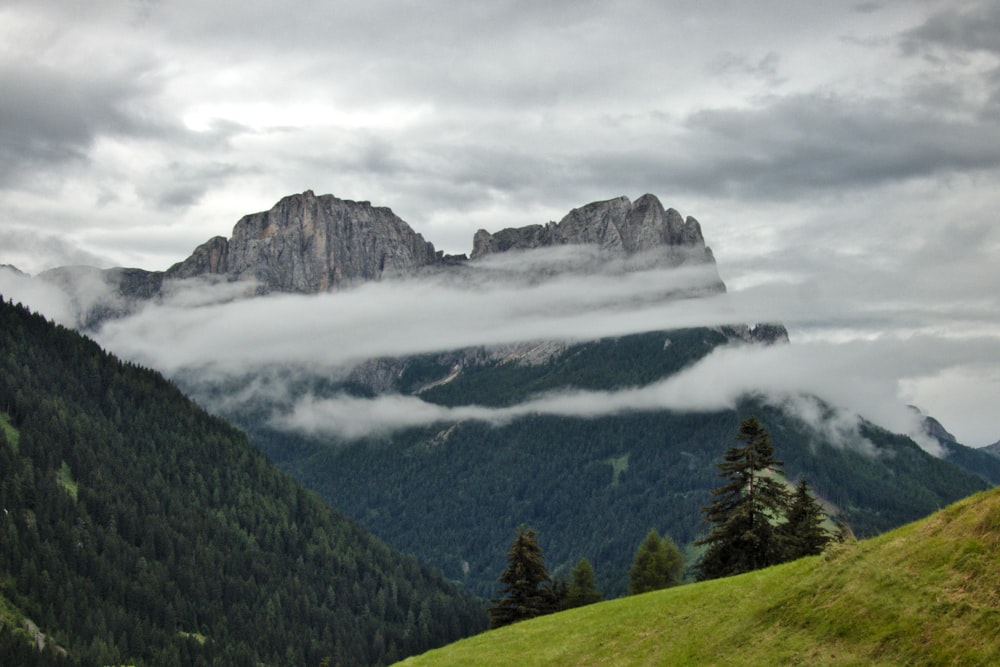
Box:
left=1, top=412, right=19, bottom=452
left=57, top=461, right=78, bottom=501
left=0, top=588, right=33, bottom=649
left=607, top=454, right=629, bottom=487
left=396, top=487, right=1000, bottom=666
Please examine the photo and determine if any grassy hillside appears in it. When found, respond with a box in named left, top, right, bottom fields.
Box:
left=396, top=486, right=1000, bottom=666
left=0, top=297, right=487, bottom=666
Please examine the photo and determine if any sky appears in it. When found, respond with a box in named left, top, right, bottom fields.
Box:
left=1, top=0, right=999, bottom=445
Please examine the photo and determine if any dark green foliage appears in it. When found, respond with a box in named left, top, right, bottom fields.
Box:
left=696, top=417, right=792, bottom=580
left=939, top=441, right=1000, bottom=485
left=564, top=558, right=602, bottom=608
left=627, top=529, right=683, bottom=595
left=0, top=297, right=486, bottom=666
left=780, top=479, right=834, bottom=560
left=417, top=329, right=732, bottom=407
left=488, top=526, right=559, bottom=628
left=0, top=625, right=82, bottom=667
left=228, top=331, right=990, bottom=600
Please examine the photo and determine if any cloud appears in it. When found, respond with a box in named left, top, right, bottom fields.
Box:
left=0, top=265, right=77, bottom=324
left=61, top=239, right=998, bottom=446
left=0, top=228, right=113, bottom=276
left=2, top=0, right=999, bottom=447
left=93, top=250, right=729, bottom=375
left=900, top=2, right=1000, bottom=57
left=270, top=336, right=991, bottom=454
left=668, top=93, right=1000, bottom=198
left=0, top=59, right=149, bottom=186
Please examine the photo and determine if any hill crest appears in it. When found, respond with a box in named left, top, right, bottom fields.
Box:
left=395, top=485, right=1000, bottom=666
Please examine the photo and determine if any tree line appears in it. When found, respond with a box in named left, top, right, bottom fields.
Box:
left=488, top=416, right=837, bottom=628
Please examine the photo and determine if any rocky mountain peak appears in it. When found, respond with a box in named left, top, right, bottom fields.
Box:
left=470, top=194, right=712, bottom=263
left=166, top=190, right=439, bottom=293
left=33, top=191, right=731, bottom=329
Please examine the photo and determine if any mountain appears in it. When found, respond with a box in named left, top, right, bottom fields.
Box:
left=394, top=485, right=1000, bottom=666
left=167, top=190, right=441, bottom=292
left=237, top=331, right=990, bottom=599
left=470, top=193, right=713, bottom=262
left=35, top=191, right=721, bottom=328
left=915, top=410, right=1000, bottom=484
left=19, top=190, right=995, bottom=600
left=0, top=297, right=486, bottom=666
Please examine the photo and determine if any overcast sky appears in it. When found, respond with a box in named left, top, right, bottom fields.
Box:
left=2, top=1, right=999, bottom=445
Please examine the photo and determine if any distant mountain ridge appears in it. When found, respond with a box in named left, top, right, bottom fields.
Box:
left=35, top=191, right=721, bottom=328
left=471, top=193, right=711, bottom=261
left=12, top=190, right=996, bottom=601
left=167, top=191, right=440, bottom=292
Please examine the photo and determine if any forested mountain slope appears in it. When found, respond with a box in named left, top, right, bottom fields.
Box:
left=0, top=297, right=487, bottom=666
left=239, top=330, right=993, bottom=599
left=396, top=485, right=1000, bottom=666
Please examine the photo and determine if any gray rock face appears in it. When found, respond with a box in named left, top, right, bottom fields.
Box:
left=471, top=194, right=713, bottom=264
left=166, top=190, right=439, bottom=293
left=38, top=191, right=732, bottom=332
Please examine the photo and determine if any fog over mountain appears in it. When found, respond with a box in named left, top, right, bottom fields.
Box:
left=3, top=189, right=996, bottom=449
left=2, top=1, right=999, bottom=445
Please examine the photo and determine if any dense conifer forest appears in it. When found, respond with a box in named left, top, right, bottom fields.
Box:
left=243, top=331, right=993, bottom=598
left=0, top=297, right=487, bottom=666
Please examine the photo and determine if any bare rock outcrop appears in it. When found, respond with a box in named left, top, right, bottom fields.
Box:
left=166, top=190, right=439, bottom=293
left=471, top=194, right=713, bottom=264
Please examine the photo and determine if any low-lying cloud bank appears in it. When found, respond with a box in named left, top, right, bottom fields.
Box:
left=269, top=337, right=994, bottom=454
left=93, top=257, right=729, bottom=376
left=3, top=243, right=999, bottom=447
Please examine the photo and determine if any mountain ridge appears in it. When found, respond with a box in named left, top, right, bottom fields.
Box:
left=32, top=191, right=722, bottom=328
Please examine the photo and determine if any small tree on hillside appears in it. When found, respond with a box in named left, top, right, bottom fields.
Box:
left=628, top=528, right=684, bottom=594
left=564, top=558, right=602, bottom=608
left=488, top=525, right=559, bottom=628
left=780, top=478, right=833, bottom=559
left=696, top=416, right=790, bottom=581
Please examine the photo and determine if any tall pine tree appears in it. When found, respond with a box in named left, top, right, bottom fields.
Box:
left=780, top=478, right=833, bottom=559
left=696, top=416, right=790, bottom=580
left=488, top=525, right=559, bottom=628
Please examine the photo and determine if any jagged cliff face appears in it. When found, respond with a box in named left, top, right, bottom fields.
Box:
left=471, top=194, right=713, bottom=264
left=167, top=190, right=439, bottom=293
left=35, top=191, right=728, bottom=329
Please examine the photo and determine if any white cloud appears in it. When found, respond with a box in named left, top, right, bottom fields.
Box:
left=2, top=0, right=999, bottom=446
left=75, top=242, right=1000, bottom=445
left=93, top=252, right=728, bottom=374
left=271, top=336, right=999, bottom=452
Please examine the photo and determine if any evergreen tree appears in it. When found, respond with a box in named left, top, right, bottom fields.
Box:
left=628, top=529, right=683, bottom=594
left=780, top=479, right=833, bottom=559
left=696, top=416, right=790, bottom=580
left=488, top=525, right=558, bottom=628
left=564, top=558, right=602, bottom=608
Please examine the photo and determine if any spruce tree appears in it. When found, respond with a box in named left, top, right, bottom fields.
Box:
left=488, top=525, right=558, bottom=628
left=780, top=479, right=833, bottom=559
left=564, top=558, right=602, bottom=608
left=628, top=529, right=684, bottom=594
left=696, top=416, right=790, bottom=580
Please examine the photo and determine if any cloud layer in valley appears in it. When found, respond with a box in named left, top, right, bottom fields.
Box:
left=69, top=244, right=998, bottom=448
left=2, top=1, right=999, bottom=446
